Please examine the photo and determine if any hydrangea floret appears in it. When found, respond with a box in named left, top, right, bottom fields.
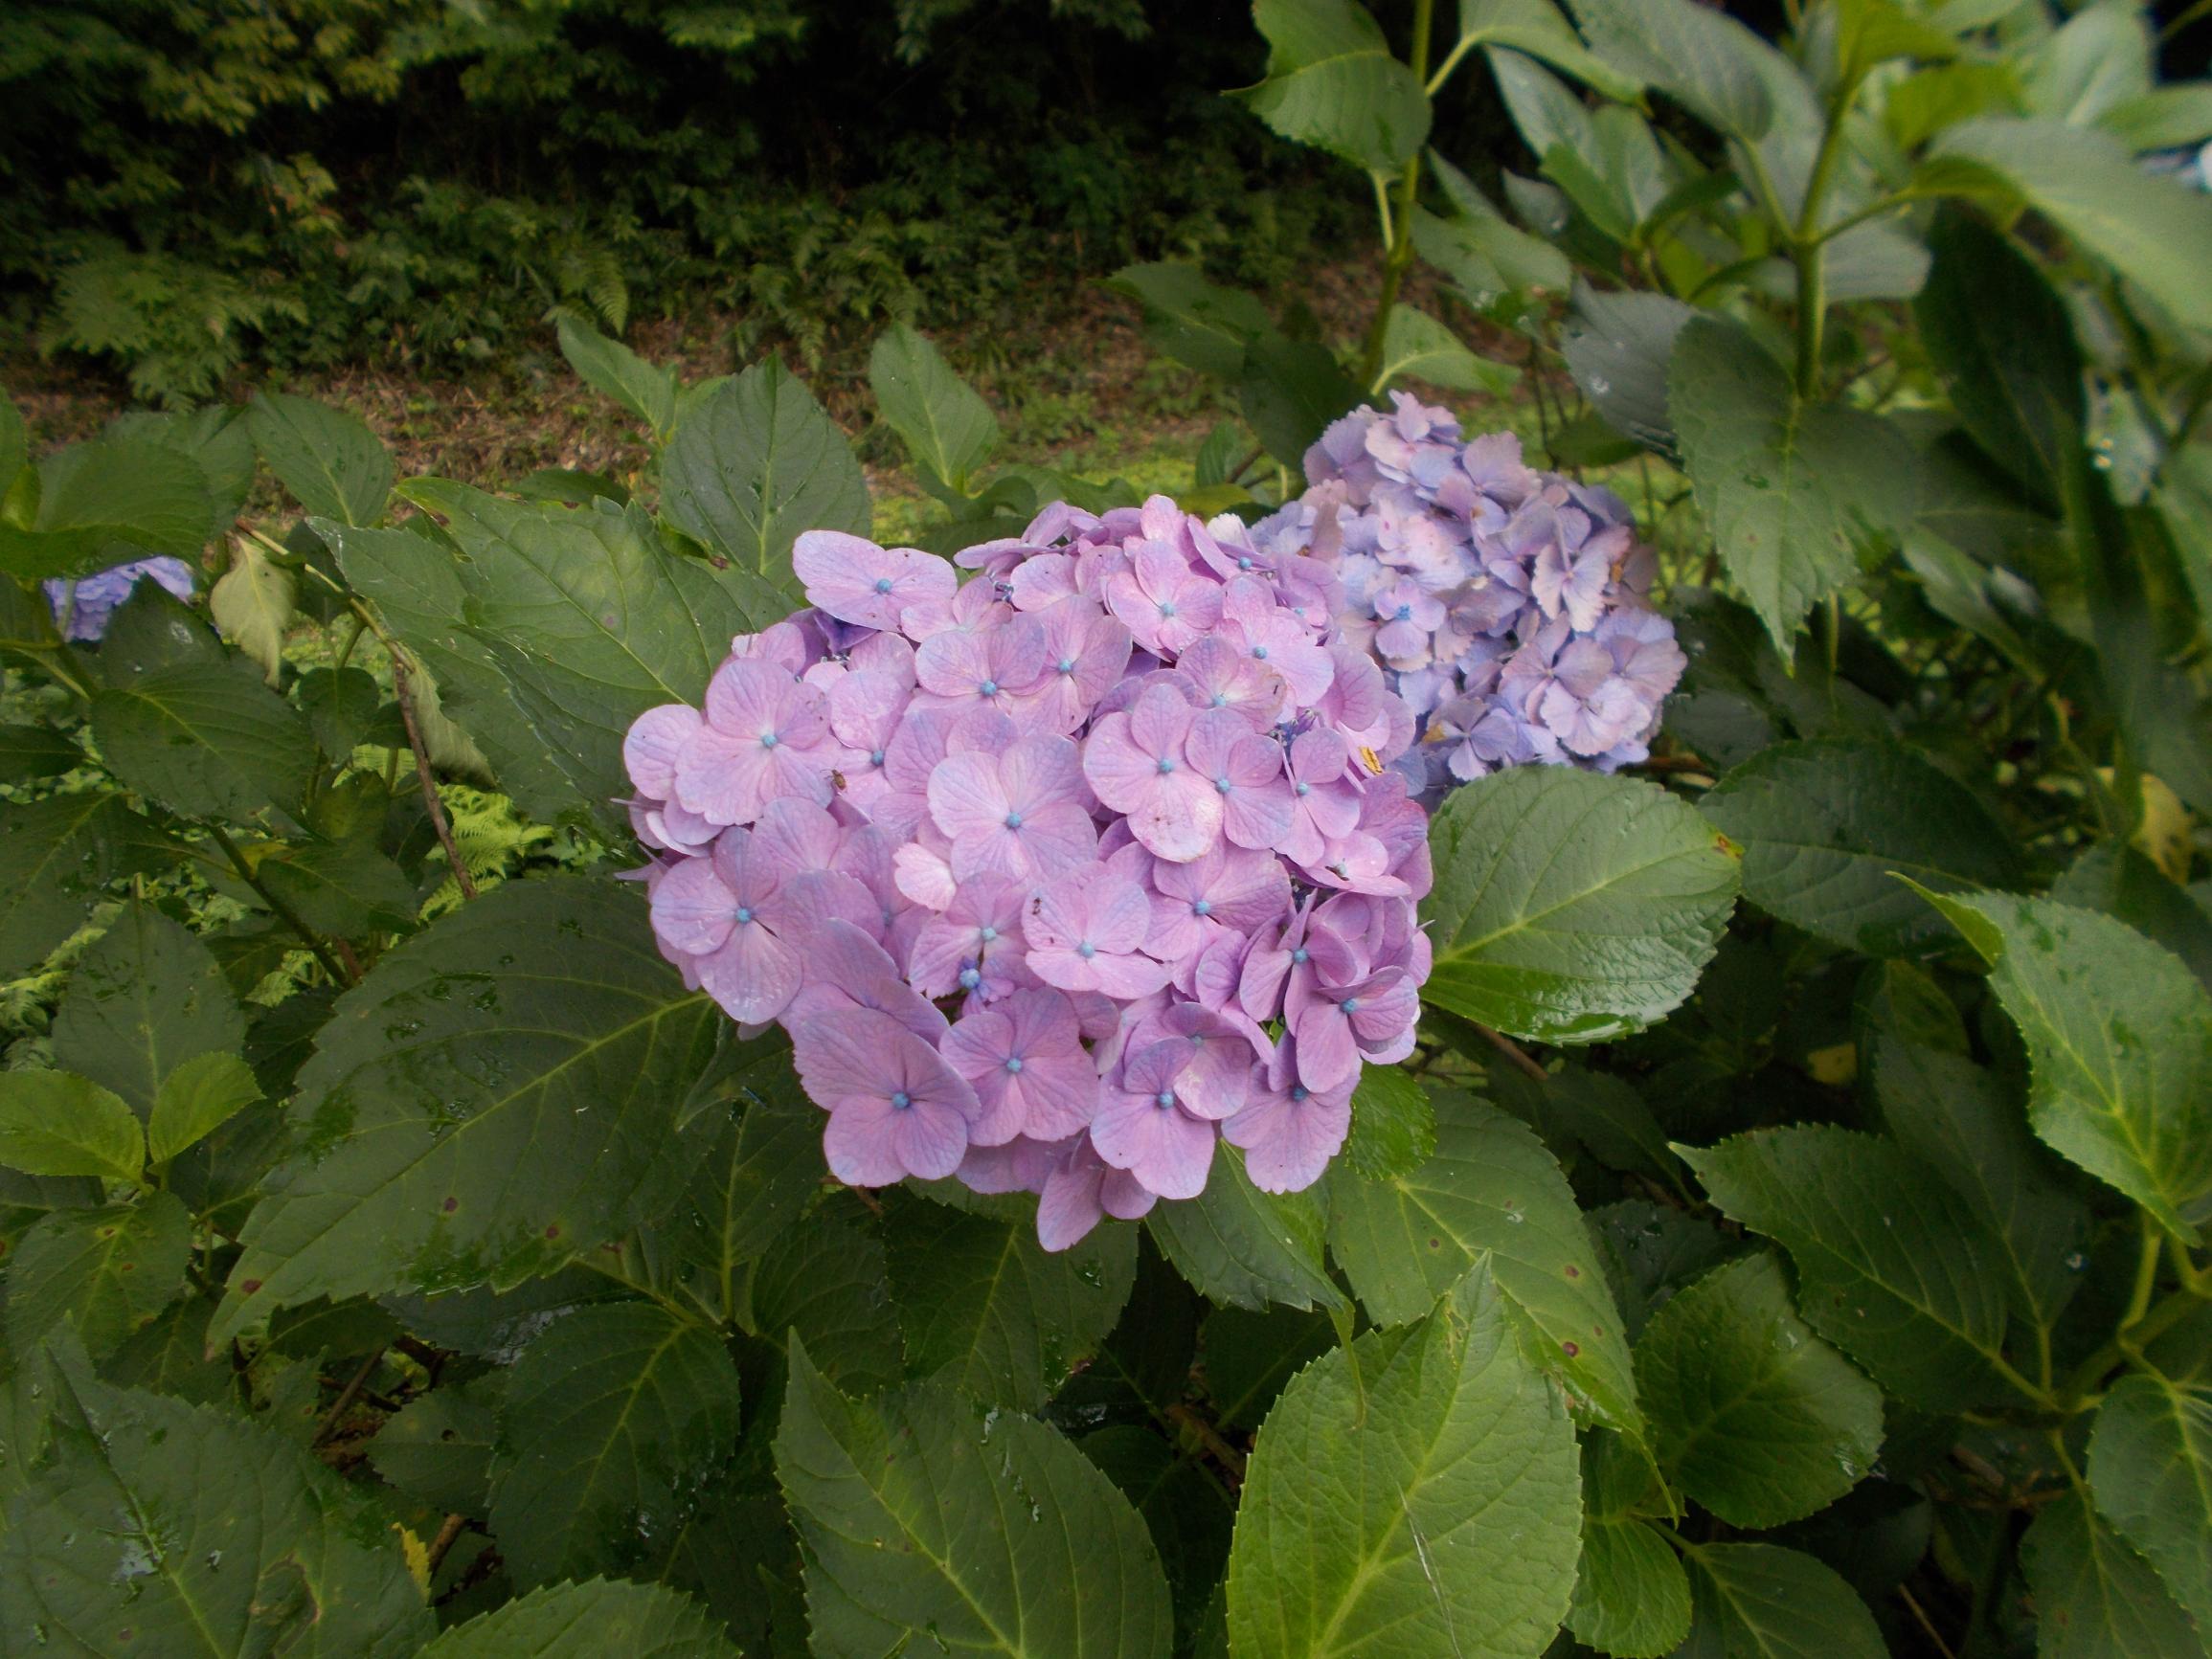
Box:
left=622, top=496, right=1432, bottom=1247
left=1253, top=394, right=1686, bottom=800
left=43, top=556, right=196, bottom=642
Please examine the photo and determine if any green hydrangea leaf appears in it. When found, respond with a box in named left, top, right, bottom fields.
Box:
left=1922, top=888, right=2212, bottom=1244
left=0, top=1337, right=432, bottom=1656
left=6, top=1194, right=191, bottom=1359
left=1234, top=0, right=1433, bottom=173
left=2020, top=1488, right=2203, bottom=1659
left=1681, top=1125, right=2023, bottom=1411
left=661, top=357, right=869, bottom=594
left=1147, top=1145, right=1344, bottom=1312
left=1329, top=1087, right=1641, bottom=1436
left=1635, top=1252, right=1884, bottom=1529
left=486, top=1302, right=742, bottom=1588
left=211, top=877, right=720, bottom=1343
left=2087, top=1374, right=2212, bottom=1632
left=1223, top=1260, right=1582, bottom=1658
left=419, top=1578, right=738, bottom=1658
left=1423, top=766, right=1740, bottom=1043
left=1678, top=1541, right=1885, bottom=1659
left=247, top=392, right=395, bottom=527
left=1701, top=739, right=2023, bottom=955
left=888, top=1196, right=1136, bottom=1410
left=774, top=1338, right=1174, bottom=1658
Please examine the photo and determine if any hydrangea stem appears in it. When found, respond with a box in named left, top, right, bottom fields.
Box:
left=1355, top=0, right=1434, bottom=392
left=209, top=823, right=353, bottom=986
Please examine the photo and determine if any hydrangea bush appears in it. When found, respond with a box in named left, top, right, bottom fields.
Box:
left=624, top=498, right=1430, bottom=1244
left=2, top=2, right=2212, bottom=1656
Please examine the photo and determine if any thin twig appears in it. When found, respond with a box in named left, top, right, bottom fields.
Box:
left=386, top=644, right=478, bottom=901
left=424, top=1513, right=469, bottom=1577
left=312, top=1347, right=387, bottom=1447
left=1476, top=1023, right=1548, bottom=1083
left=1166, top=1403, right=1248, bottom=1486
left=1897, top=1585, right=1955, bottom=1659
left=208, top=825, right=354, bottom=985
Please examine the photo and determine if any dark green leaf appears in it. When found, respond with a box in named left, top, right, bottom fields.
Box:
left=660, top=357, right=870, bottom=593
left=1106, top=262, right=1279, bottom=381
left=247, top=392, right=395, bottom=527
left=6, top=1194, right=190, bottom=1359
left=100, top=1295, right=231, bottom=1404
left=318, top=519, right=566, bottom=813
left=1344, top=1064, right=1435, bottom=1180
left=1234, top=0, right=1432, bottom=172
left=2088, top=1374, right=2212, bottom=1631
left=0, top=430, right=213, bottom=581
left=1200, top=1304, right=1333, bottom=1430
left=1636, top=1252, right=1883, bottom=1529
left=732, top=1209, right=902, bottom=1395
left=2053, top=842, right=2212, bottom=994
left=297, top=665, right=382, bottom=761
left=1329, top=1087, right=1640, bottom=1433
left=867, top=324, right=1002, bottom=493
left=1923, top=889, right=2212, bottom=1244
left=1422, top=765, right=1740, bottom=1043
left=148, top=1051, right=260, bottom=1165
left=0, top=794, right=177, bottom=980
left=1670, top=314, right=1916, bottom=648
left=92, top=660, right=316, bottom=823
left=488, top=1301, right=742, bottom=1588
left=1570, top=1434, right=1690, bottom=1658
left=1591, top=1198, right=1746, bottom=1341
left=0, top=1339, right=432, bottom=1656
left=888, top=1197, right=1136, bottom=1409
left=210, top=877, right=719, bottom=1343
left=367, top=1379, right=503, bottom=1517
left=1681, top=1126, right=2021, bottom=1410
left=1570, top=1515, right=1690, bottom=1658
left=52, top=900, right=242, bottom=1121
left=403, top=484, right=786, bottom=821
left=419, top=1578, right=739, bottom=1658
left=0, top=1071, right=145, bottom=1184
left=1414, top=173, right=1571, bottom=302
left=1080, top=1426, right=1235, bottom=1651
left=260, top=838, right=419, bottom=939
left=1865, top=1033, right=2088, bottom=1335
left=2020, top=1488, right=2203, bottom=1659
left=556, top=316, right=679, bottom=439
left=1237, top=337, right=1363, bottom=471
left=1700, top=738, right=2023, bottom=954
left=1558, top=289, right=1695, bottom=445
left=775, top=1338, right=1174, bottom=1658
left=0, top=722, right=80, bottom=785
left=1223, top=1262, right=1581, bottom=1658
left=2065, top=448, right=2212, bottom=817
left=1147, top=1145, right=1343, bottom=1312
left=1913, top=210, right=2082, bottom=508
left=672, top=1041, right=824, bottom=1314
left=1678, top=1542, right=1885, bottom=1659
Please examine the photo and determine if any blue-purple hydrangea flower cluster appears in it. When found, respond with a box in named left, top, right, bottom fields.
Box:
left=42, top=557, right=196, bottom=643
left=621, top=498, right=1431, bottom=1249
left=1253, top=394, right=1685, bottom=799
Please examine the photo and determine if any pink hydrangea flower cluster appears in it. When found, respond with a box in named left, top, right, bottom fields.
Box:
left=622, top=497, right=1431, bottom=1248
left=1253, top=394, right=1686, bottom=799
